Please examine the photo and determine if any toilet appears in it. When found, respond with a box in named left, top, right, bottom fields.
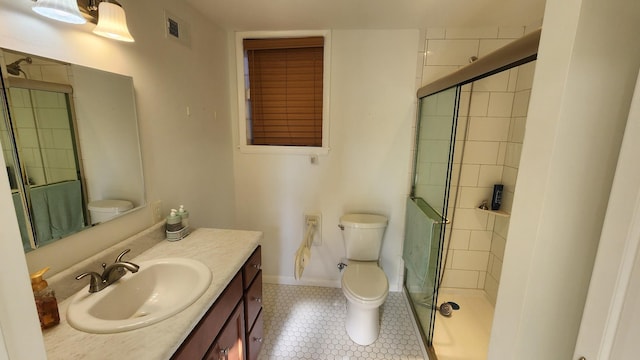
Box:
left=339, top=213, right=389, bottom=345
left=88, top=199, right=133, bottom=225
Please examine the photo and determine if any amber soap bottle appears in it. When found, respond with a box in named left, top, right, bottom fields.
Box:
left=30, top=267, right=60, bottom=329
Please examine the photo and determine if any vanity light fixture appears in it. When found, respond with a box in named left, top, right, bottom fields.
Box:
left=32, top=0, right=86, bottom=24
left=31, top=0, right=134, bottom=42
left=92, top=1, right=134, bottom=42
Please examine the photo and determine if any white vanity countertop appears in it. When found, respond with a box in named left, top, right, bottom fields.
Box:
left=43, top=228, right=262, bottom=360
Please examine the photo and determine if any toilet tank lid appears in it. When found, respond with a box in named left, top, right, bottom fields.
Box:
left=88, top=200, right=133, bottom=212
left=340, top=213, right=388, bottom=228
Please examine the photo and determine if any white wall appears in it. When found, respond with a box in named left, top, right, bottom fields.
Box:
left=489, top=0, right=640, bottom=358
left=572, top=68, right=640, bottom=360
left=0, top=326, right=8, bottom=360
left=72, top=66, right=144, bottom=206
left=0, top=0, right=235, bottom=274
left=610, top=244, right=640, bottom=358
left=0, top=152, right=45, bottom=360
left=230, top=30, right=419, bottom=291
left=0, top=0, right=234, bottom=358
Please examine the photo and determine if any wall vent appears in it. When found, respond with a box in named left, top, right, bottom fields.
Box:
left=164, top=10, right=191, bottom=47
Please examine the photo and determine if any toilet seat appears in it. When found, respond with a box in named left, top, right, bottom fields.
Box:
left=341, top=262, right=388, bottom=304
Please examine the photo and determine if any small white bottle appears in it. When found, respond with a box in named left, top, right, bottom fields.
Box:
left=177, top=205, right=189, bottom=228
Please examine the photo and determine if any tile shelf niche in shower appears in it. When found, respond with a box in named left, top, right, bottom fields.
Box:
left=475, top=208, right=511, bottom=218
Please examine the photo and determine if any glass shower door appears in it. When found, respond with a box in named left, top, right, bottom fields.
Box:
left=0, top=86, right=33, bottom=251
left=404, top=86, right=460, bottom=349
left=4, top=85, right=87, bottom=249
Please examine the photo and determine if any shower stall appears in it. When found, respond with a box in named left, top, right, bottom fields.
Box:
left=1, top=57, right=88, bottom=251
left=403, top=30, right=540, bottom=359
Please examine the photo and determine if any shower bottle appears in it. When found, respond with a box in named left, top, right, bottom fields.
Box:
left=491, top=184, right=503, bottom=211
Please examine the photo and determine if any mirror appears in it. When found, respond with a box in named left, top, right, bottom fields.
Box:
left=0, top=48, right=145, bottom=252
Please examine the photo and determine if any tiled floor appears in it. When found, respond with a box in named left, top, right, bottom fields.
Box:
left=258, top=283, right=426, bottom=360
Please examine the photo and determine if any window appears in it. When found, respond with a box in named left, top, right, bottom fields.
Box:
left=236, top=31, right=331, bottom=154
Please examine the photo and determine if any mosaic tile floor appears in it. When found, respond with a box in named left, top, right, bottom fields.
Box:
left=258, top=283, right=426, bottom=360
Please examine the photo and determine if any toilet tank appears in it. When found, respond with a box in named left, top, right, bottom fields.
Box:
left=340, top=213, right=388, bottom=261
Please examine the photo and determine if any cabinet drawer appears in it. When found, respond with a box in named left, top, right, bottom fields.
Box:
left=244, top=271, right=262, bottom=330
left=204, top=301, right=245, bottom=360
left=242, top=246, right=261, bottom=289
left=246, top=309, right=263, bottom=360
left=172, top=273, right=243, bottom=360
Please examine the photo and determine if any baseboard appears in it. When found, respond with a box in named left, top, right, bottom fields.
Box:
left=263, top=274, right=341, bottom=288
left=263, top=275, right=403, bottom=292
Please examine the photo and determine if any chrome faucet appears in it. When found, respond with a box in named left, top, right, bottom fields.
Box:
left=76, top=249, right=140, bottom=293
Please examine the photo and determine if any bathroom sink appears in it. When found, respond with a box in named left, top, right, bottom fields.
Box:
left=67, top=258, right=212, bottom=334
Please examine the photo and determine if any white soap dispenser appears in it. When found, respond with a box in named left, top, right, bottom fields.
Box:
left=166, top=209, right=182, bottom=232
left=177, top=205, right=189, bottom=228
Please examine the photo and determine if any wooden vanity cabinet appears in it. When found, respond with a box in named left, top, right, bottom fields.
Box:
left=243, top=246, right=263, bottom=360
left=171, top=246, right=263, bottom=360
left=172, top=273, right=243, bottom=360
left=245, top=305, right=263, bottom=360
left=204, top=301, right=245, bottom=360
left=242, top=246, right=261, bottom=288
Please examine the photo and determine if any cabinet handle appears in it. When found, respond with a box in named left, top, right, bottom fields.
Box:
left=219, top=347, right=229, bottom=360
left=253, top=337, right=263, bottom=343
left=252, top=263, right=261, bottom=270
left=253, top=296, right=262, bottom=303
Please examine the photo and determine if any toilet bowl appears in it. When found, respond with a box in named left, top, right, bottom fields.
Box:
left=88, top=199, right=133, bottom=225
left=342, top=261, right=389, bottom=345
left=339, top=213, right=389, bottom=345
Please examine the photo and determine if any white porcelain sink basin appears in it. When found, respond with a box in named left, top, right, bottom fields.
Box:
left=67, top=258, right=212, bottom=334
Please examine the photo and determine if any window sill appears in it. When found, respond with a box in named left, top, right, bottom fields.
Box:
left=237, top=145, right=330, bottom=156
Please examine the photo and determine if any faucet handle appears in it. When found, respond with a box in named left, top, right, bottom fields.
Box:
left=115, top=248, right=132, bottom=262
left=75, top=271, right=104, bottom=293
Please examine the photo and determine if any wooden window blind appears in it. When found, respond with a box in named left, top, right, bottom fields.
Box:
left=244, top=37, right=324, bottom=147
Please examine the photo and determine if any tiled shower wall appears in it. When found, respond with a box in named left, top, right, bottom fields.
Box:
left=484, top=61, right=536, bottom=303
left=472, top=61, right=537, bottom=303
left=416, top=25, right=539, bottom=303
left=8, top=88, right=77, bottom=186
left=1, top=53, right=76, bottom=187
